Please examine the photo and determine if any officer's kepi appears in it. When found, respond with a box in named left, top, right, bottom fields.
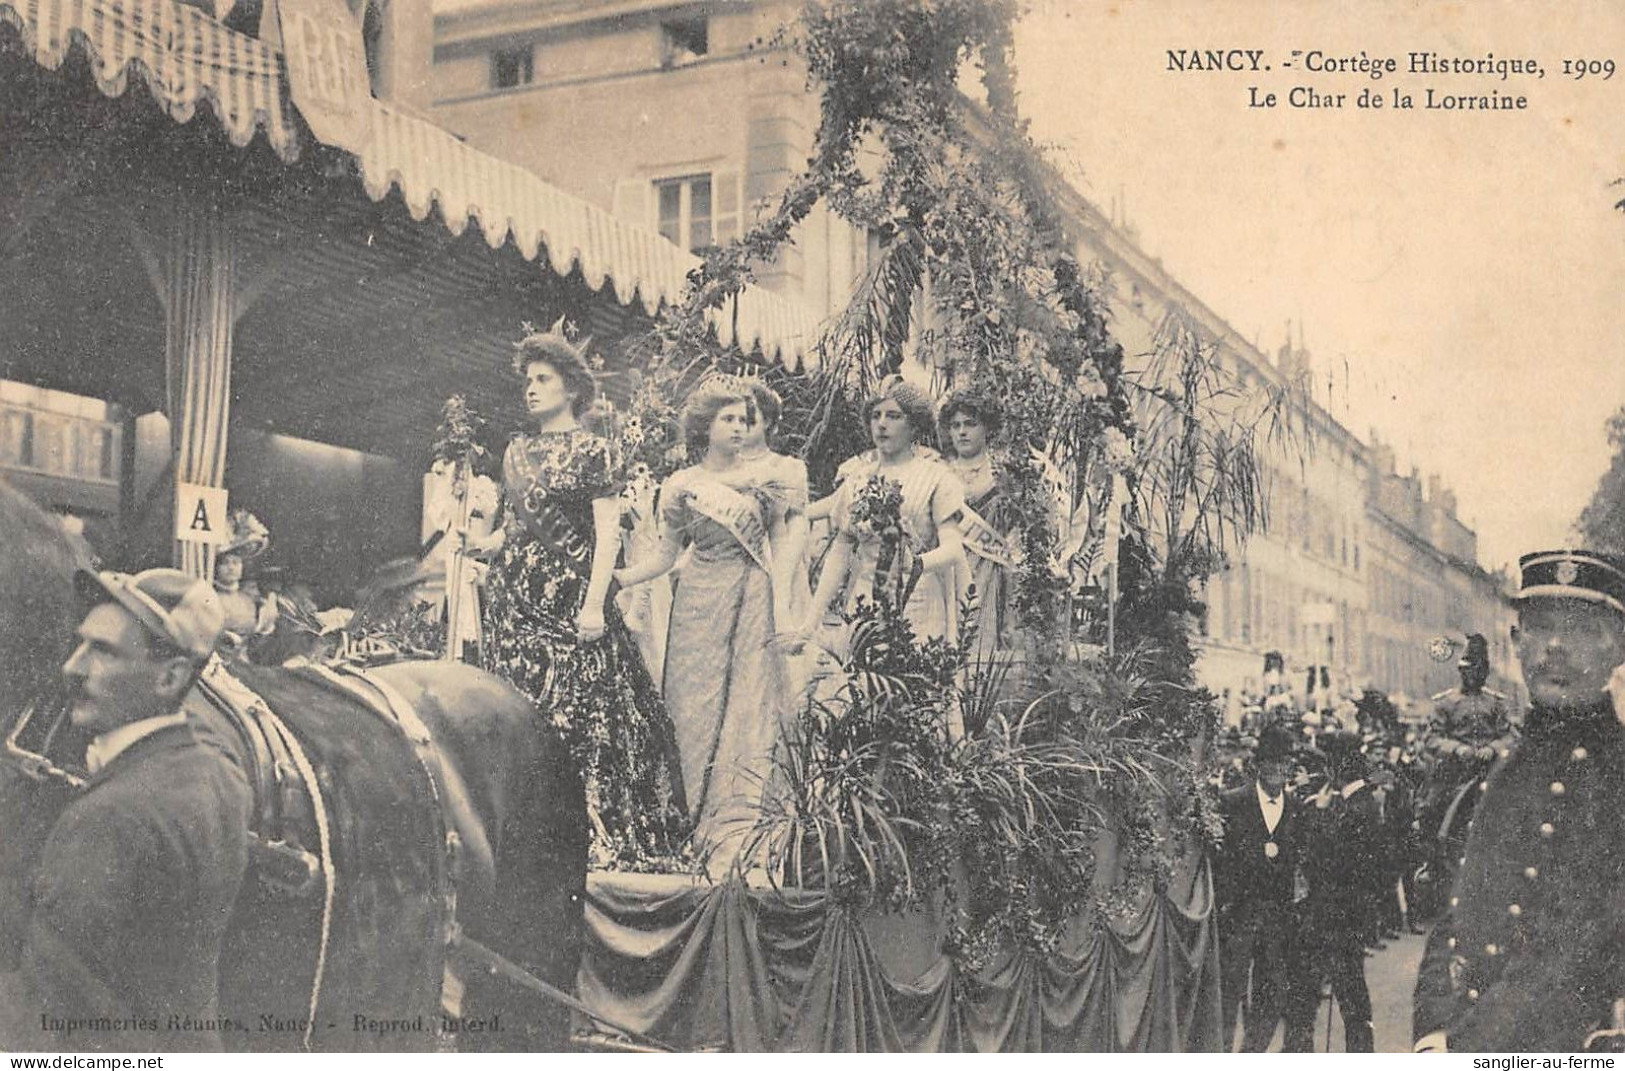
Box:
left=1514, top=550, right=1625, bottom=617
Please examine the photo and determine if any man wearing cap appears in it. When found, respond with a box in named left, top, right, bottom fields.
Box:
left=1214, top=724, right=1305, bottom=1051
left=1413, top=551, right=1625, bottom=1052
left=9, top=569, right=251, bottom=1051
left=1285, top=730, right=1383, bottom=1052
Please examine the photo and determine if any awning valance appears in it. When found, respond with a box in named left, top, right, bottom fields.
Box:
left=0, top=0, right=299, bottom=157
left=0, top=0, right=822, bottom=363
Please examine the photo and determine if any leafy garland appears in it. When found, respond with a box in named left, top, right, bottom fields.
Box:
left=605, top=0, right=1282, bottom=940
left=627, top=0, right=1138, bottom=644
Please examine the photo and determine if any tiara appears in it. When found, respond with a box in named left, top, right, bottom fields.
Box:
left=516, top=316, right=594, bottom=355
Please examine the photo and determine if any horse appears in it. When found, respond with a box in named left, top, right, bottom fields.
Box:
left=0, top=479, right=588, bottom=1051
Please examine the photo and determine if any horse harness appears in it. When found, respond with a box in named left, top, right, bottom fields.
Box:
left=192, top=661, right=325, bottom=899
left=8, top=656, right=672, bottom=1051
left=195, top=657, right=466, bottom=1049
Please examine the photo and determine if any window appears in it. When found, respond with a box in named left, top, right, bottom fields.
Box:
left=490, top=46, right=534, bottom=90
left=660, top=16, right=709, bottom=68
left=0, top=382, right=119, bottom=485
left=654, top=173, right=738, bottom=253
left=362, top=0, right=384, bottom=95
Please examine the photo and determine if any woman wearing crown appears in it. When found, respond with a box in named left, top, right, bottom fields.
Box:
left=938, top=389, right=1019, bottom=666
left=468, top=327, right=689, bottom=868
left=613, top=378, right=794, bottom=874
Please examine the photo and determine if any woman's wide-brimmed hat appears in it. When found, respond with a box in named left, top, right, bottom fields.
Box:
left=220, top=507, right=270, bottom=560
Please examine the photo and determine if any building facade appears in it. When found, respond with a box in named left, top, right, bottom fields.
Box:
left=427, top=0, right=1518, bottom=714
left=432, top=0, right=869, bottom=316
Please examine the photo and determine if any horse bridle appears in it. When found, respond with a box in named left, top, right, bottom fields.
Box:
left=2, top=694, right=86, bottom=790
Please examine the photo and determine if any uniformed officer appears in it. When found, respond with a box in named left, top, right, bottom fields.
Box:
left=1415, top=634, right=1518, bottom=917
left=1413, top=550, right=1625, bottom=1051
left=1427, top=633, right=1515, bottom=764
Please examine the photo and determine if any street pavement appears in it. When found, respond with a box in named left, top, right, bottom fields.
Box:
left=1317, top=931, right=1428, bottom=1053
left=1235, top=930, right=1429, bottom=1053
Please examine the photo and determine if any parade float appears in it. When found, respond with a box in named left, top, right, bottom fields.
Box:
left=0, top=0, right=1289, bottom=1052
left=536, top=0, right=1294, bottom=1051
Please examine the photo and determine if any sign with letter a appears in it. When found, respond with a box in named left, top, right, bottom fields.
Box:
left=273, top=0, right=373, bottom=154
left=176, top=483, right=230, bottom=545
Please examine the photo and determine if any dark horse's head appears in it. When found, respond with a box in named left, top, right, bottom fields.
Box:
left=0, top=479, right=91, bottom=967
left=0, top=479, right=84, bottom=722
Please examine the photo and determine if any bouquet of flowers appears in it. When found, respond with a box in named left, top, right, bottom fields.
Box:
left=615, top=367, right=686, bottom=483
left=848, top=474, right=904, bottom=540
left=848, top=475, right=914, bottom=607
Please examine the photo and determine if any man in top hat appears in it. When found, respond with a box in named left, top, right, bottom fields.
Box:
left=1285, top=729, right=1385, bottom=1052
left=1214, top=724, right=1305, bottom=1051
left=5, top=569, right=251, bottom=1052
left=1414, top=550, right=1625, bottom=1052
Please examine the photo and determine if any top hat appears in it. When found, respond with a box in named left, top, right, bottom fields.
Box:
left=1515, top=550, right=1625, bottom=617
left=1458, top=633, right=1490, bottom=669
left=1254, top=723, right=1296, bottom=764
left=1317, top=729, right=1370, bottom=777
left=75, top=568, right=225, bottom=660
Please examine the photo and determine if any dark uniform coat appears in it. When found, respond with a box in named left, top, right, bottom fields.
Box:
left=15, top=721, right=251, bottom=1052
left=1414, top=700, right=1625, bottom=1051
left=1286, top=780, right=1386, bottom=1052
left=1428, top=687, right=1515, bottom=757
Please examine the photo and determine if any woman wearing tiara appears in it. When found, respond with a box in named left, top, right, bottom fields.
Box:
left=614, top=379, right=793, bottom=873
left=468, top=328, right=688, bottom=868
left=939, top=389, right=1018, bottom=664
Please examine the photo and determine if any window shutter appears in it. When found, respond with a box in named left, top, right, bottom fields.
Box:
left=612, top=178, right=651, bottom=228
left=712, top=170, right=740, bottom=244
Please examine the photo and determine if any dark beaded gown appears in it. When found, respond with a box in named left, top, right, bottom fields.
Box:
left=481, top=429, right=689, bottom=868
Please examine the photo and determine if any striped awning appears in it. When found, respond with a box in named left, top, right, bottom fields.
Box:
left=0, top=0, right=300, bottom=156
left=0, top=0, right=822, bottom=363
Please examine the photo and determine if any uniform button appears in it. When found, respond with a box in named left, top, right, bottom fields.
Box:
left=1496, top=748, right=1509, bottom=759
left=1573, top=747, right=1588, bottom=762
left=1448, top=937, right=1458, bottom=949
left=1468, top=989, right=1480, bottom=1001
left=1524, top=866, right=1539, bottom=880
left=1485, top=943, right=1499, bottom=956
left=1450, top=897, right=1460, bottom=908
left=1508, top=903, right=1523, bottom=917
left=1551, top=781, right=1566, bottom=796
left=1540, top=823, right=1555, bottom=838
left=1480, top=781, right=1490, bottom=793
left=1459, top=856, right=1468, bottom=867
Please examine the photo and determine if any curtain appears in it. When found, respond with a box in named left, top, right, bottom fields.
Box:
left=577, top=857, right=1222, bottom=1053
left=161, top=207, right=237, bottom=579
